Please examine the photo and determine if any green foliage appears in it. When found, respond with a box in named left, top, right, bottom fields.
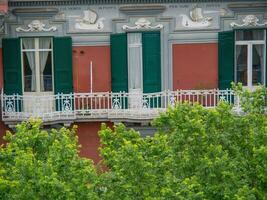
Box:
left=232, top=83, right=267, bottom=114
left=0, top=119, right=98, bottom=200
left=98, top=89, right=267, bottom=199
left=0, top=87, right=267, bottom=199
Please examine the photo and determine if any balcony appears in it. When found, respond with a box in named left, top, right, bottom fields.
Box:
left=1, top=89, right=237, bottom=126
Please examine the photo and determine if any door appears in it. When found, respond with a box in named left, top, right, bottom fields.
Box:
left=21, top=37, right=54, bottom=115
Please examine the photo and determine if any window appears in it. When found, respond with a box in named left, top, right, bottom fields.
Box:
left=235, top=30, right=266, bottom=88
left=21, top=37, right=53, bottom=93
left=111, top=32, right=161, bottom=94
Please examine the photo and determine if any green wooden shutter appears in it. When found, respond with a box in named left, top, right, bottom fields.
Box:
left=142, top=31, right=161, bottom=93
left=110, top=33, right=128, bottom=109
left=218, top=31, right=234, bottom=89
left=53, top=37, right=73, bottom=111
left=53, top=37, right=73, bottom=94
left=2, top=38, right=22, bottom=112
left=110, top=33, right=128, bottom=92
left=142, top=32, right=161, bottom=108
left=2, top=38, right=22, bottom=95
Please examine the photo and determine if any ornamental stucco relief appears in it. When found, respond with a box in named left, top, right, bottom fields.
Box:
left=74, top=9, right=105, bottom=30
left=180, top=5, right=213, bottom=28
left=16, top=20, right=57, bottom=32
left=230, top=15, right=267, bottom=27
left=122, top=18, right=163, bottom=30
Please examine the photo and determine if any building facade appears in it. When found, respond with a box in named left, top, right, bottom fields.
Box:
left=0, top=0, right=266, bottom=162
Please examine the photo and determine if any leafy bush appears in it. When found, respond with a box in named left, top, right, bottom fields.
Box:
left=0, top=120, right=98, bottom=200
left=0, top=87, right=266, bottom=199
left=98, top=101, right=267, bottom=199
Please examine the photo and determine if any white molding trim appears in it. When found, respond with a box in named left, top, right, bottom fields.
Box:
left=122, top=18, right=163, bottom=30
left=230, top=15, right=267, bottom=28
left=16, top=20, right=57, bottom=32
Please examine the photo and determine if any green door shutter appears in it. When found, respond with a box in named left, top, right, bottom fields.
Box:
left=110, top=33, right=128, bottom=109
left=142, top=32, right=161, bottom=108
left=2, top=38, right=22, bottom=112
left=142, top=31, right=161, bottom=93
left=53, top=37, right=73, bottom=94
left=218, top=31, right=234, bottom=89
left=53, top=37, right=73, bottom=111
left=110, top=33, right=128, bottom=92
left=2, top=38, right=22, bottom=95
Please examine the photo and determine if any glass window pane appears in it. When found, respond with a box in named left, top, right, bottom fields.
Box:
left=23, top=52, right=36, bottom=92
left=22, top=38, right=35, bottom=50
left=39, top=37, right=52, bottom=50
left=40, top=51, right=52, bottom=92
left=236, top=45, right=248, bottom=86
left=252, top=44, right=264, bottom=85
left=236, top=30, right=264, bottom=41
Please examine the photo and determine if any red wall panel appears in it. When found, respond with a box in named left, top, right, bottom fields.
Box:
left=0, top=48, right=3, bottom=89
left=0, top=0, right=8, bottom=13
left=72, top=46, right=111, bottom=93
left=172, top=43, right=218, bottom=90
left=0, top=121, right=9, bottom=144
left=75, top=122, right=113, bottom=164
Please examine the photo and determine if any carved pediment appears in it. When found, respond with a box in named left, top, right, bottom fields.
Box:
left=16, top=20, right=57, bottom=32
left=122, top=18, right=163, bottom=30
left=230, top=15, right=267, bottom=28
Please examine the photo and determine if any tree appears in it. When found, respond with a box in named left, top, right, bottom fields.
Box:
left=98, top=89, right=267, bottom=199
left=0, top=87, right=266, bottom=199
left=0, top=119, right=98, bottom=200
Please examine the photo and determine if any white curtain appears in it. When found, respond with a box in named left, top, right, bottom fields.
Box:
left=253, top=44, right=264, bottom=83
left=22, top=38, right=36, bottom=91
left=252, top=30, right=264, bottom=83
left=39, top=38, right=51, bottom=91
left=128, top=33, right=142, bottom=93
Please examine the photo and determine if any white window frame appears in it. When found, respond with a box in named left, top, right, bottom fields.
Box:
left=235, top=30, right=266, bottom=89
left=21, top=37, right=54, bottom=94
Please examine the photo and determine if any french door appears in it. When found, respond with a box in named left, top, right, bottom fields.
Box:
left=21, top=37, right=54, bottom=113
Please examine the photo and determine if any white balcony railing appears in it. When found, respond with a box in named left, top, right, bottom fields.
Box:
left=1, top=89, right=238, bottom=124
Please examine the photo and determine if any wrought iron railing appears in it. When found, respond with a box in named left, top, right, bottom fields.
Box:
left=1, top=89, right=237, bottom=123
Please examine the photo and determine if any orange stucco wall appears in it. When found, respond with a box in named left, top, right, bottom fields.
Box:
left=72, top=46, right=111, bottom=93
left=75, top=122, right=113, bottom=164
left=0, top=48, right=2, bottom=88
left=67, top=46, right=112, bottom=163
left=172, top=43, right=218, bottom=90
left=0, top=0, right=8, bottom=13
left=0, top=121, right=11, bottom=145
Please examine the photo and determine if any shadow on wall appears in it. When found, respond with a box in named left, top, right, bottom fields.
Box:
left=75, top=121, right=113, bottom=164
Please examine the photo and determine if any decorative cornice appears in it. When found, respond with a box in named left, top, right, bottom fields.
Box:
left=228, top=3, right=267, bottom=11
left=12, top=8, right=59, bottom=17
left=119, top=5, right=166, bottom=15
left=122, top=18, right=163, bottom=30
left=8, top=0, right=263, bottom=7
left=230, top=15, right=267, bottom=28
left=16, top=20, right=57, bottom=32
